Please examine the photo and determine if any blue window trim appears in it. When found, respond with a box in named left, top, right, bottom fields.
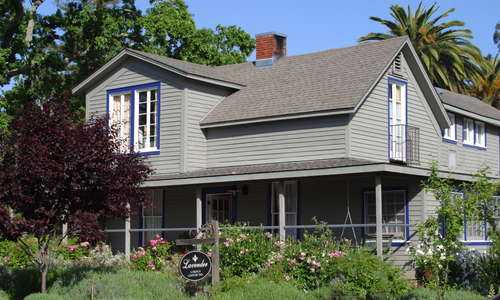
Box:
left=462, top=116, right=487, bottom=151
left=106, top=82, right=161, bottom=156
left=361, top=186, right=409, bottom=246
left=442, top=138, right=457, bottom=144
left=387, top=78, right=409, bottom=162
left=449, top=191, right=491, bottom=245
left=202, top=186, right=237, bottom=225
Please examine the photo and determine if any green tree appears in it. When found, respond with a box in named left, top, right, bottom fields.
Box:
left=470, top=55, right=499, bottom=108
left=0, top=0, right=254, bottom=132
left=494, top=22, right=500, bottom=52
left=358, top=2, right=483, bottom=95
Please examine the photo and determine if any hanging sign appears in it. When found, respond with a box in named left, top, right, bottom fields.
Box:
left=179, top=251, right=211, bottom=281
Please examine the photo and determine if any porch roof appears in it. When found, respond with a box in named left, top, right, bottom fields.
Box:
left=145, top=158, right=481, bottom=187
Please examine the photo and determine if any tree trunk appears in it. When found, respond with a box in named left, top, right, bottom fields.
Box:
left=40, top=263, right=48, bottom=293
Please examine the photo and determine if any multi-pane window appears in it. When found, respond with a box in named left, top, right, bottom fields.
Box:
left=271, top=181, right=298, bottom=238
left=463, top=118, right=475, bottom=145
left=443, top=113, right=456, bottom=140
left=110, top=93, right=131, bottom=151
left=451, top=192, right=488, bottom=241
left=135, top=88, right=158, bottom=151
left=365, top=190, right=406, bottom=240
left=474, top=121, right=485, bottom=147
left=142, top=189, right=163, bottom=245
left=207, top=193, right=233, bottom=224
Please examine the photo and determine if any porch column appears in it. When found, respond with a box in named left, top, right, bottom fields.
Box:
left=62, top=223, right=68, bottom=242
left=375, top=176, right=383, bottom=258
left=125, top=203, right=131, bottom=259
left=278, top=182, right=286, bottom=242
left=196, top=188, right=202, bottom=231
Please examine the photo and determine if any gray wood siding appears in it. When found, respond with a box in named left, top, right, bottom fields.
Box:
left=350, top=52, right=443, bottom=168
left=184, top=81, right=231, bottom=171
left=349, top=71, right=390, bottom=162
left=85, top=57, right=185, bottom=175
left=206, top=116, right=348, bottom=168
left=438, top=118, right=499, bottom=175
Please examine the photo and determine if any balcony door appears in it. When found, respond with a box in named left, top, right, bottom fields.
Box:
left=389, top=80, right=407, bottom=161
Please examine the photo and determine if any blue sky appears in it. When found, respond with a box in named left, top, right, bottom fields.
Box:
left=36, top=0, right=498, bottom=58
left=1, top=0, right=496, bottom=94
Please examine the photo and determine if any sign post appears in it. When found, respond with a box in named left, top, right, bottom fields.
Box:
left=176, top=220, right=225, bottom=285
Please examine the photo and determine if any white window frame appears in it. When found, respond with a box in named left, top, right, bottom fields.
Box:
left=364, top=190, right=407, bottom=241
left=443, top=113, right=456, bottom=141
left=134, top=88, right=159, bottom=153
left=388, top=80, right=407, bottom=161
left=108, top=92, right=132, bottom=152
left=142, top=189, right=164, bottom=245
left=206, top=193, right=233, bottom=224
left=450, top=192, right=488, bottom=242
left=463, top=118, right=475, bottom=145
left=474, top=121, right=486, bottom=148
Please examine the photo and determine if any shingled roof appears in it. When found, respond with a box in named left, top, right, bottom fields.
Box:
left=200, top=36, right=409, bottom=126
left=436, top=88, right=500, bottom=121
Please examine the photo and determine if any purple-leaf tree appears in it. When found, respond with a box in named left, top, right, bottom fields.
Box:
left=0, top=100, right=153, bottom=292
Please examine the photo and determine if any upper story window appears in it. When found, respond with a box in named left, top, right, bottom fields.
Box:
left=443, top=113, right=456, bottom=141
left=107, top=82, right=160, bottom=155
left=135, top=88, right=158, bottom=152
left=474, top=121, right=486, bottom=148
left=463, top=117, right=486, bottom=149
left=463, top=118, right=474, bottom=145
left=109, top=92, right=131, bottom=152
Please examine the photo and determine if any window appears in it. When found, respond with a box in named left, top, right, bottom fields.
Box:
left=463, top=118, right=474, bottom=145
left=450, top=192, right=488, bottom=242
left=109, top=93, right=131, bottom=151
left=142, top=189, right=163, bottom=245
left=474, top=121, right=485, bottom=147
left=107, top=82, right=160, bottom=154
left=364, top=190, right=407, bottom=240
left=206, top=193, right=233, bottom=224
left=388, top=80, right=407, bottom=161
left=443, top=113, right=456, bottom=141
left=271, top=181, right=298, bottom=238
left=135, top=88, right=158, bottom=152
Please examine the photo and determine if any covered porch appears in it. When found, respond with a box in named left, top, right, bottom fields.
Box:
left=104, top=158, right=452, bottom=268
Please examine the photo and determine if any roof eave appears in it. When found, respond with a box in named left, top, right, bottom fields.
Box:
left=200, top=108, right=355, bottom=129
left=72, top=49, right=244, bottom=95
left=444, top=104, right=500, bottom=127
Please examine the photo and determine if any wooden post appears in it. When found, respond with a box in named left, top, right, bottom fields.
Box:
left=125, top=203, right=131, bottom=259
left=196, top=188, right=203, bottom=250
left=278, top=182, right=286, bottom=242
left=375, top=176, right=383, bottom=258
left=62, top=223, right=68, bottom=243
left=211, top=220, right=220, bottom=285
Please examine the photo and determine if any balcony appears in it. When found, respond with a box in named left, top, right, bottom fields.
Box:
left=389, top=124, right=420, bottom=165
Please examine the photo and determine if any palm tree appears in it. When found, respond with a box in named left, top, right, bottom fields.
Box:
left=358, top=2, right=483, bottom=95
left=470, top=55, right=499, bottom=108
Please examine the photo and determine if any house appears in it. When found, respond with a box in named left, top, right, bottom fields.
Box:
left=73, top=33, right=500, bottom=269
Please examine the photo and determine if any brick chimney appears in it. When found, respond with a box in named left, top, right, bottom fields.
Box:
left=255, top=32, right=287, bottom=61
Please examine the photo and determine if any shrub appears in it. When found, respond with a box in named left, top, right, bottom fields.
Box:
left=48, top=269, right=187, bottom=299
left=203, top=223, right=277, bottom=278
left=130, top=235, right=172, bottom=271
left=24, top=293, right=64, bottom=300
left=55, top=240, right=90, bottom=262
left=0, top=238, right=36, bottom=269
left=78, top=243, right=130, bottom=269
left=399, top=288, right=485, bottom=300
left=264, top=224, right=351, bottom=290
left=211, top=277, right=314, bottom=300
left=0, top=290, right=8, bottom=300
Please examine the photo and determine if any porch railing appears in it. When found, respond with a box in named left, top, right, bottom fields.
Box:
left=389, top=124, right=420, bottom=165
left=104, top=223, right=415, bottom=255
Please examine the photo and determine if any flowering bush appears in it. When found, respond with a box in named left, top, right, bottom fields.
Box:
left=131, top=235, right=172, bottom=271
left=0, top=238, right=35, bottom=269
left=203, top=224, right=277, bottom=279
left=56, top=240, right=90, bottom=261
left=265, top=225, right=351, bottom=290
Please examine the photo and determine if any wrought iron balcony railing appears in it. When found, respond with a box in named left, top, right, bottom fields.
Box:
left=389, top=124, right=420, bottom=165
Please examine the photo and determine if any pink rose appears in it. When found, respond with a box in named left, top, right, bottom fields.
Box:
left=155, top=234, right=161, bottom=239
left=149, top=240, right=158, bottom=246
left=131, top=254, right=138, bottom=259
left=328, top=251, right=341, bottom=258
left=239, top=250, right=246, bottom=254
left=274, top=241, right=285, bottom=247
left=80, top=241, right=90, bottom=247
left=284, top=275, right=291, bottom=281
left=288, top=259, right=297, bottom=264
left=68, top=246, right=78, bottom=251
left=315, top=262, right=321, bottom=267
left=310, top=268, right=316, bottom=273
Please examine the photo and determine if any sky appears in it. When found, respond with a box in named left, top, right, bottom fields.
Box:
left=2, top=0, right=498, bottom=94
